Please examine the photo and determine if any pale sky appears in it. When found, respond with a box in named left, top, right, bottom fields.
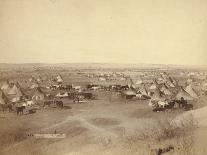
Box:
left=0, top=0, right=207, bottom=65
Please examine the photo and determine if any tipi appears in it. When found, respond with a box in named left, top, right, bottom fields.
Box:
left=57, top=74, right=63, bottom=83
left=175, top=87, right=193, bottom=100
left=1, top=80, right=10, bottom=90
left=185, top=84, right=198, bottom=99
left=32, top=87, right=45, bottom=101
left=8, top=84, right=23, bottom=96
left=137, top=84, right=148, bottom=96
left=149, top=83, right=157, bottom=90
left=0, top=90, right=8, bottom=104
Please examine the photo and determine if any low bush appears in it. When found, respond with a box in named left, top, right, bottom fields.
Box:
left=123, top=114, right=198, bottom=155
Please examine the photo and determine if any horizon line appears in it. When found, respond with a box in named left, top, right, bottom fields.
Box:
left=0, top=62, right=206, bottom=67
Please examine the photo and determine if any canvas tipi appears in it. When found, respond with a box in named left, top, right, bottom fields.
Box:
left=0, top=90, right=8, bottom=104
left=1, top=80, right=10, bottom=90
left=175, top=87, right=193, bottom=100
left=137, top=84, right=148, bottom=96
left=32, top=87, right=45, bottom=101
left=185, top=84, right=198, bottom=99
left=8, top=84, right=23, bottom=96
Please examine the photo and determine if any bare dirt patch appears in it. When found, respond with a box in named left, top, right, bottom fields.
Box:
left=89, top=117, right=121, bottom=127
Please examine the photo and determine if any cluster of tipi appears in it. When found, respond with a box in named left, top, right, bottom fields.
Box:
left=125, top=72, right=199, bottom=101
left=0, top=74, right=64, bottom=105
left=0, top=80, right=45, bottom=105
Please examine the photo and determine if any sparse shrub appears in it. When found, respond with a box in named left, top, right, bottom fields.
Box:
left=123, top=114, right=198, bottom=155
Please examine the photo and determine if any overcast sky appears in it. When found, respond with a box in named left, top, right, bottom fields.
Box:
left=0, top=0, right=206, bottom=65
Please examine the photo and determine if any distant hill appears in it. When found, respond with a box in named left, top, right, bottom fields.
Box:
left=0, top=63, right=206, bottom=70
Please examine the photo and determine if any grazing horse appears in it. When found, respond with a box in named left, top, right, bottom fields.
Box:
left=55, top=100, right=63, bottom=108
left=81, top=93, right=94, bottom=99
left=183, top=104, right=193, bottom=111
left=25, top=100, right=34, bottom=106
left=0, top=104, right=13, bottom=112
left=157, top=101, right=169, bottom=108
left=174, top=100, right=187, bottom=108
left=43, top=100, right=53, bottom=107
left=164, top=101, right=176, bottom=109
left=16, top=106, right=25, bottom=115
left=151, top=100, right=176, bottom=112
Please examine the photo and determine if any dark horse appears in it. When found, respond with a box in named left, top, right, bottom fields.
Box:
left=55, top=100, right=63, bottom=109
left=164, top=101, right=176, bottom=109
left=183, top=104, right=193, bottom=111
left=174, top=99, right=193, bottom=111
left=43, top=100, right=53, bottom=107
left=0, top=104, right=13, bottom=112
left=176, top=97, right=188, bottom=108
left=16, top=106, right=25, bottom=115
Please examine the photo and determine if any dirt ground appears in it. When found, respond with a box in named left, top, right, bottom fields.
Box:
left=0, top=91, right=183, bottom=155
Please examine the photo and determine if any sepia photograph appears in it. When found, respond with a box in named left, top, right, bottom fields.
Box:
left=0, top=0, right=207, bottom=154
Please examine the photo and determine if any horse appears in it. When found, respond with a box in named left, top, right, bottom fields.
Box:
left=164, top=100, right=176, bottom=109
left=43, top=100, right=53, bottom=107
left=157, top=101, right=169, bottom=108
left=174, top=99, right=187, bottom=108
left=183, top=104, right=193, bottom=111
left=55, top=100, right=63, bottom=108
left=73, top=95, right=84, bottom=103
left=82, top=93, right=94, bottom=99
left=16, top=106, right=25, bottom=115
left=26, top=100, right=34, bottom=106
left=0, top=104, right=13, bottom=112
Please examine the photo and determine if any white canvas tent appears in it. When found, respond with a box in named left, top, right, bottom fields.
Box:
left=175, top=87, right=194, bottom=101
left=185, top=84, right=198, bottom=99
left=57, top=74, right=63, bottom=83
left=8, top=84, right=23, bottom=96
left=149, top=83, right=157, bottom=90
left=160, top=84, right=172, bottom=96
left=0, top=90, right=8, bottom=104
left=32, top=87, right=45, bottom=101
left=135, top=77, right=143, bottom=85
left=11, top=96, right=22, bottom=103
left=7, top=83, right=25, bottom=103
left=1, top=80, right=10, bottom=90
left=166, top=81, right=175, bottom=88
left=137, top=84, right=148, bottom=96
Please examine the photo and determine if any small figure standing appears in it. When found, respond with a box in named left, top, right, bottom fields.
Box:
left=180, top=97, right=187, bottom=108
